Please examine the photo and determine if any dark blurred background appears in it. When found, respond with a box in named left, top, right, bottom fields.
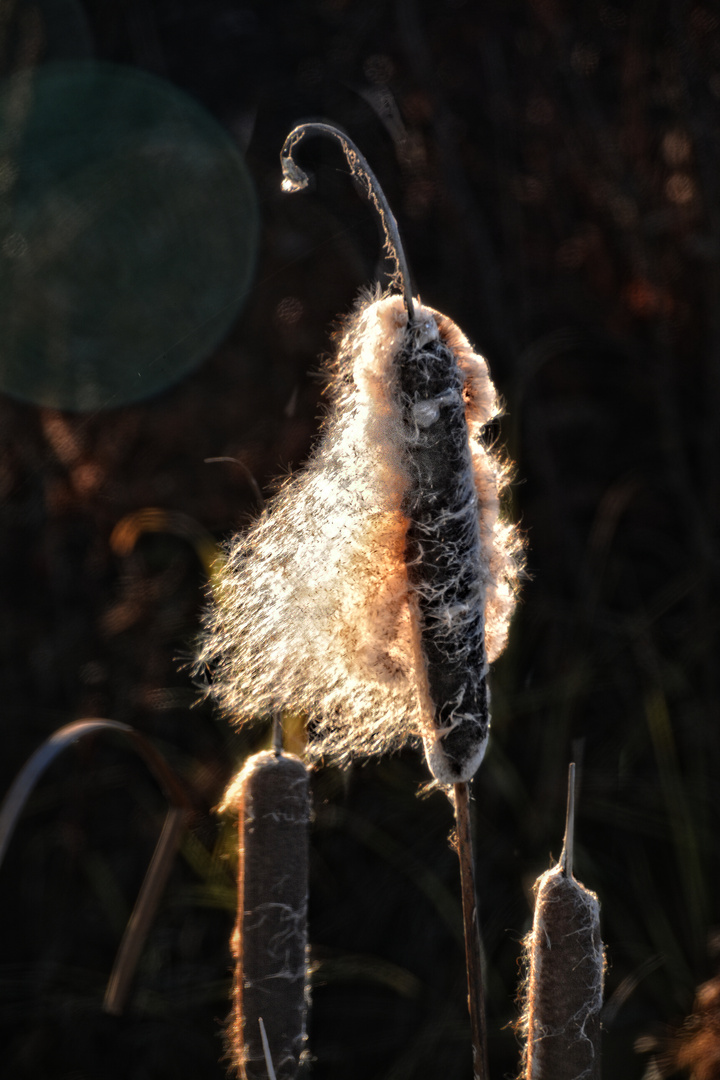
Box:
left=1, top=1, right=719, bottom=1077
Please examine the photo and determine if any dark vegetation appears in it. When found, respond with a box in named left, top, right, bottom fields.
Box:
left=1, top=1, right=719, bottom=1077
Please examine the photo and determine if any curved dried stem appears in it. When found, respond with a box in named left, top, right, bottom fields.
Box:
left=280, top=122, right=415, bottom=322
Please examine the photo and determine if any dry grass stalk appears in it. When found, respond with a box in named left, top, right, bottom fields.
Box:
left=519, top=766, right=605, bottom=1080
left=223, top=750, right=310, bottom=1080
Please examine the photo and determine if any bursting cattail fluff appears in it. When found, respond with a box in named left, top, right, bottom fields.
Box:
left=199, top=291, right=521, bottom=783
left=199, top=123, right=522, bottom=783
left=222, top=751, right=310, bottom=1080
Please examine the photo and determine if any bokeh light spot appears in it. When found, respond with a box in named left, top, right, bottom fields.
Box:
left=0, top=61, right=258, bottom=411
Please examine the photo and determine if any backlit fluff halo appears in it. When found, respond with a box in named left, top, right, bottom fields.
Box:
left=198, top=290, right=522, bottom=774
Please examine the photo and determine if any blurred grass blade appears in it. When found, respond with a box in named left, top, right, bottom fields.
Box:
left=110, top=506, right=220, bottom=579
left=316, top=803, right=463, bottom=941
left=0, top=718, right=193, bottom=1014
left=104, top=805, right=188, bottom=1015
left=0, top=719, right=133, bottom=867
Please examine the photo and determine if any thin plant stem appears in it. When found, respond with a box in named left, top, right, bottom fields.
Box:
left=280, top=122, right=415, bottom=322
left=453, top=780, right=489, bottom=1080
left=272, top=712, right=283, bottom=755
left=560, top=761, right=576, bottom=878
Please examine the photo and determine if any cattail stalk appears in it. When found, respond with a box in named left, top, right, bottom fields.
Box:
left=454, top=780, right=489, bottom=1080
left=519, top=765, right=605, bottom=1080
left=223, top=749, right=310, bottom=1080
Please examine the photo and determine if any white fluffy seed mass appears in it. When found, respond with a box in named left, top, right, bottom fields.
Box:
left=198, top=292, right=522, bottom=771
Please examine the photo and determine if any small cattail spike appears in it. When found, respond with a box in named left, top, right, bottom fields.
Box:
left=519, top=760, right=605, bottom=1080
left=560, top=761, right=576, bottom=878
left=227, top=751, right=310, bottom=1079
left=280, top=122, right=415, bottom=322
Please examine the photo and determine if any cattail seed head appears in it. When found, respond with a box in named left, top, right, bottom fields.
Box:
left=198, top=292, right=522, bottom=783
left=399, top=312, right=492, bottom=782
left=224, top=751, right=310, bottom=1080
left=519, top=862, right=605, bottom=1080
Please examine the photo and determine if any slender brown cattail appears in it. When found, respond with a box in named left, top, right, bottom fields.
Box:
left=519, top=766, right=605, bottom=1080
left=223, top=749, right=310, bottom=1080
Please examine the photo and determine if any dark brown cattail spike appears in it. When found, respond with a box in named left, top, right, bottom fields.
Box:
left=520, top=764, right=605, bottom=1080
left=280, top=122, right=415, bottom=321
left=398, top=313, right=490, bottom=783
left=226, top=750, right=310, bottom=1080
left=285, top=130, right=491, bottom=786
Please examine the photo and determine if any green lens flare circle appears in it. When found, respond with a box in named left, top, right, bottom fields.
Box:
left=0, top=62, right=258, bottom=410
